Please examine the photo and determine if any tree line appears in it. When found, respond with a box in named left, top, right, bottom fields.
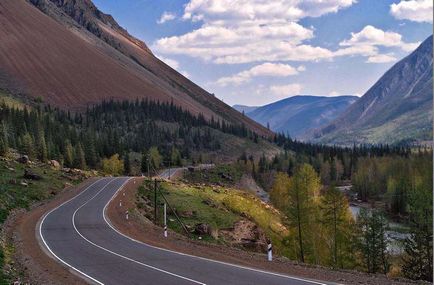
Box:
left=267, top=152, right=432, bottom=281
left=0, top=99, right=260, bottom=172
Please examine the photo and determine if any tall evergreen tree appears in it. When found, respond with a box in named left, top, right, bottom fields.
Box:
left=357, top=209, right=389, bottom=274
left=74, top=143, right=86, bottom=170
left=124, top=152, right=131, bottom=176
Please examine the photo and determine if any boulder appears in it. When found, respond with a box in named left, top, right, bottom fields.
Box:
left=179, top=210, right=195, bottom=218
left=49, top=160, right=60, bottom=169
left=24, top=169, right=43, bottom=180
left=17, top=155, right=29, bottom=164
left=194, top=223, right=211, bottom=235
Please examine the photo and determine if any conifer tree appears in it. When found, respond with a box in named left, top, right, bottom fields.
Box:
left=124, top=152, right=131, bottom=176
left=64, top=141, right=74, bottom=168
left=321, top=185, right=354, bottom=268
left=287, top=163, right=321, bottom=263
left=74, top=143, right=86, bottom=170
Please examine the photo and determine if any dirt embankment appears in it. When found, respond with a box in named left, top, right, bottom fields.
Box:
left=107, top=179, right=416, bottom=285
left=5, top=179, right=100, bottom=285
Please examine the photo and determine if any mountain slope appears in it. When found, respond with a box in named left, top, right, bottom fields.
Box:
left=311, top=35, right=433, bottom=145
left=239, top=96, right=357, bottom=138
left=0, top=0, right=270, bottom=137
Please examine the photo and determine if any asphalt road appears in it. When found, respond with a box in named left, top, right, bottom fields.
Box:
left=39, top=177, right=333, bottom=285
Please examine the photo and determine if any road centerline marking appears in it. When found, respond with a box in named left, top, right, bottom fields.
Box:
left=73, top=177, right=206, bottom=285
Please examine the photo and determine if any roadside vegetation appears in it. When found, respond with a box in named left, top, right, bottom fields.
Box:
left=250, top=149, right=432, bottom=281
left=0, top=152, right=89, bottom=283
left=136, top=181, right=290, bottom=255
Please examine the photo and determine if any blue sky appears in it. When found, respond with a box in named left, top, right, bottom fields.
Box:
left=93, top=0, right=432, bottom=106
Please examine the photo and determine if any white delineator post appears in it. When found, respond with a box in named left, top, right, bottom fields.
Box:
left=125, top=210, right=129, bottom=220
left=119, top=201, right=122, bottom=207
left=267, top=242, right=272, bottom=261
left=163, top=203, right=168, bottom=238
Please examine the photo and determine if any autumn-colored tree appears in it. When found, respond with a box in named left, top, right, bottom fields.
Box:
left=321, top=185, right=355, bottom=268
left=102, top=154, right=124, bottom=176
left=270, top=172, right=291, bottom=211
left=287, top=163, right=321, bottom=263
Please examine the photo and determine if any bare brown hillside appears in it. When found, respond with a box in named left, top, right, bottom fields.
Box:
left=0, top=0, right=271, bottom=136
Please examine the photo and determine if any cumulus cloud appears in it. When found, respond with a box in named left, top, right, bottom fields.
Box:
left=157, top=12, right=176, bottom=24
left=390, top=0, right=433, bottom=23
left=154, top=0, right=356, bottom=64
left=366, top=53, right=397, bottom=63
left=217, top=62, right=302, bottom=86
left=340, top=25, right=419, bottom=52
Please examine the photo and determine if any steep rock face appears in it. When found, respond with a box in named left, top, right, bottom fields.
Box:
left=0, top=0, right=271, bottom=136
left=240, top=95, right=357, bottom=138
left=29, top=0, right=152, bottom=55
left=311, top=35, right=433, bottom=145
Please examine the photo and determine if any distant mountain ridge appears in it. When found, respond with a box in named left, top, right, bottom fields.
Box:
left=233, top=105, right=259, bottom=114
left=234, top=95, right=358, bottom=138
left=310, top=35, right=433, bottom=145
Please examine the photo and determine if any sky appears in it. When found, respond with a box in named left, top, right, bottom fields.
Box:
left=92, top=0, right=432, bottom=106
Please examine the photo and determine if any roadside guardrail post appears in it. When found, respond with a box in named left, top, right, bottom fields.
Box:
left=267, top=241, right=272, bottom=261
left=164, top=203, right=168, bottom=238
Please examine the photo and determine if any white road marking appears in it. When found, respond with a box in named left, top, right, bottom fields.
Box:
left=39, top=178, right=111, bottom=285
left=72, top=177, right=206, bottom=285
left=103, top=177, right=330, bottom=285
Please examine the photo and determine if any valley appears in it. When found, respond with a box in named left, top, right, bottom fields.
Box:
left=0, top=0, right=432, bottom=284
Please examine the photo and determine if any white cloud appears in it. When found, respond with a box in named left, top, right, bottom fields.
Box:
left=154, top=0, right=356, bottom=64
left=390, top=0, right=433, bottom=23
left=217, top=62, right=301, bottom=86
left=157, top=12, right=176, bottom=24
left=269, top=83, right=303, bottom=97
left=366, top=53, right=397, bottom=63
left=339, top=25, right=420, bottom=53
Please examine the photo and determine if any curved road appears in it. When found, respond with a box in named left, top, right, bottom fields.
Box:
left=39, top=177, right=333, bottom=285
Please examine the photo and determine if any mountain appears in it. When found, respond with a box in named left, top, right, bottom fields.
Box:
left=233, top=105, right=259, bottom=114
left=0, top=0, right=270, bottom=137
left=239, top=95, right=357, bottom=138
left=310, top=35, right=433, bottom=145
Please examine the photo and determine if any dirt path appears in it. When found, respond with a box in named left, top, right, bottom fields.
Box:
left=7, top=179, right=99, bottom=285
left=107, top=178, right=415, bottom=285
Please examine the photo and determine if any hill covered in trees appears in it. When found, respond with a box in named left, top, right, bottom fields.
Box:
left=0, top=97, right=279, bottom=174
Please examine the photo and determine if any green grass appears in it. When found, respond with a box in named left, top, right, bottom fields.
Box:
left=139, top=181, right=291, bottom=255
left=0, top=158, right=84, bottom=283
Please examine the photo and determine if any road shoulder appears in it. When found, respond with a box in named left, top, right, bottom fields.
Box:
left=6, top=178, right=99, bottom=285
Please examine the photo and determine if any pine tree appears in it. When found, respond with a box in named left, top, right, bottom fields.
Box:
left=74, top=143, right=86, bottom=170
left=357, top=209, right=389, bottom=274
left=124, top=152, right=131, bottom=176
left=0, top=123, right=8, bottom=156
left=64, top=141, right=74, bottom=168
left=21, top=132, right=35, bottom=159
left=140, top=150, right=148, bottom=176
left=402, top=169, right=433, bottom=281
left=0, top=137, right=7, bottom=157
left=36, top=133, right=48, bottom=162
